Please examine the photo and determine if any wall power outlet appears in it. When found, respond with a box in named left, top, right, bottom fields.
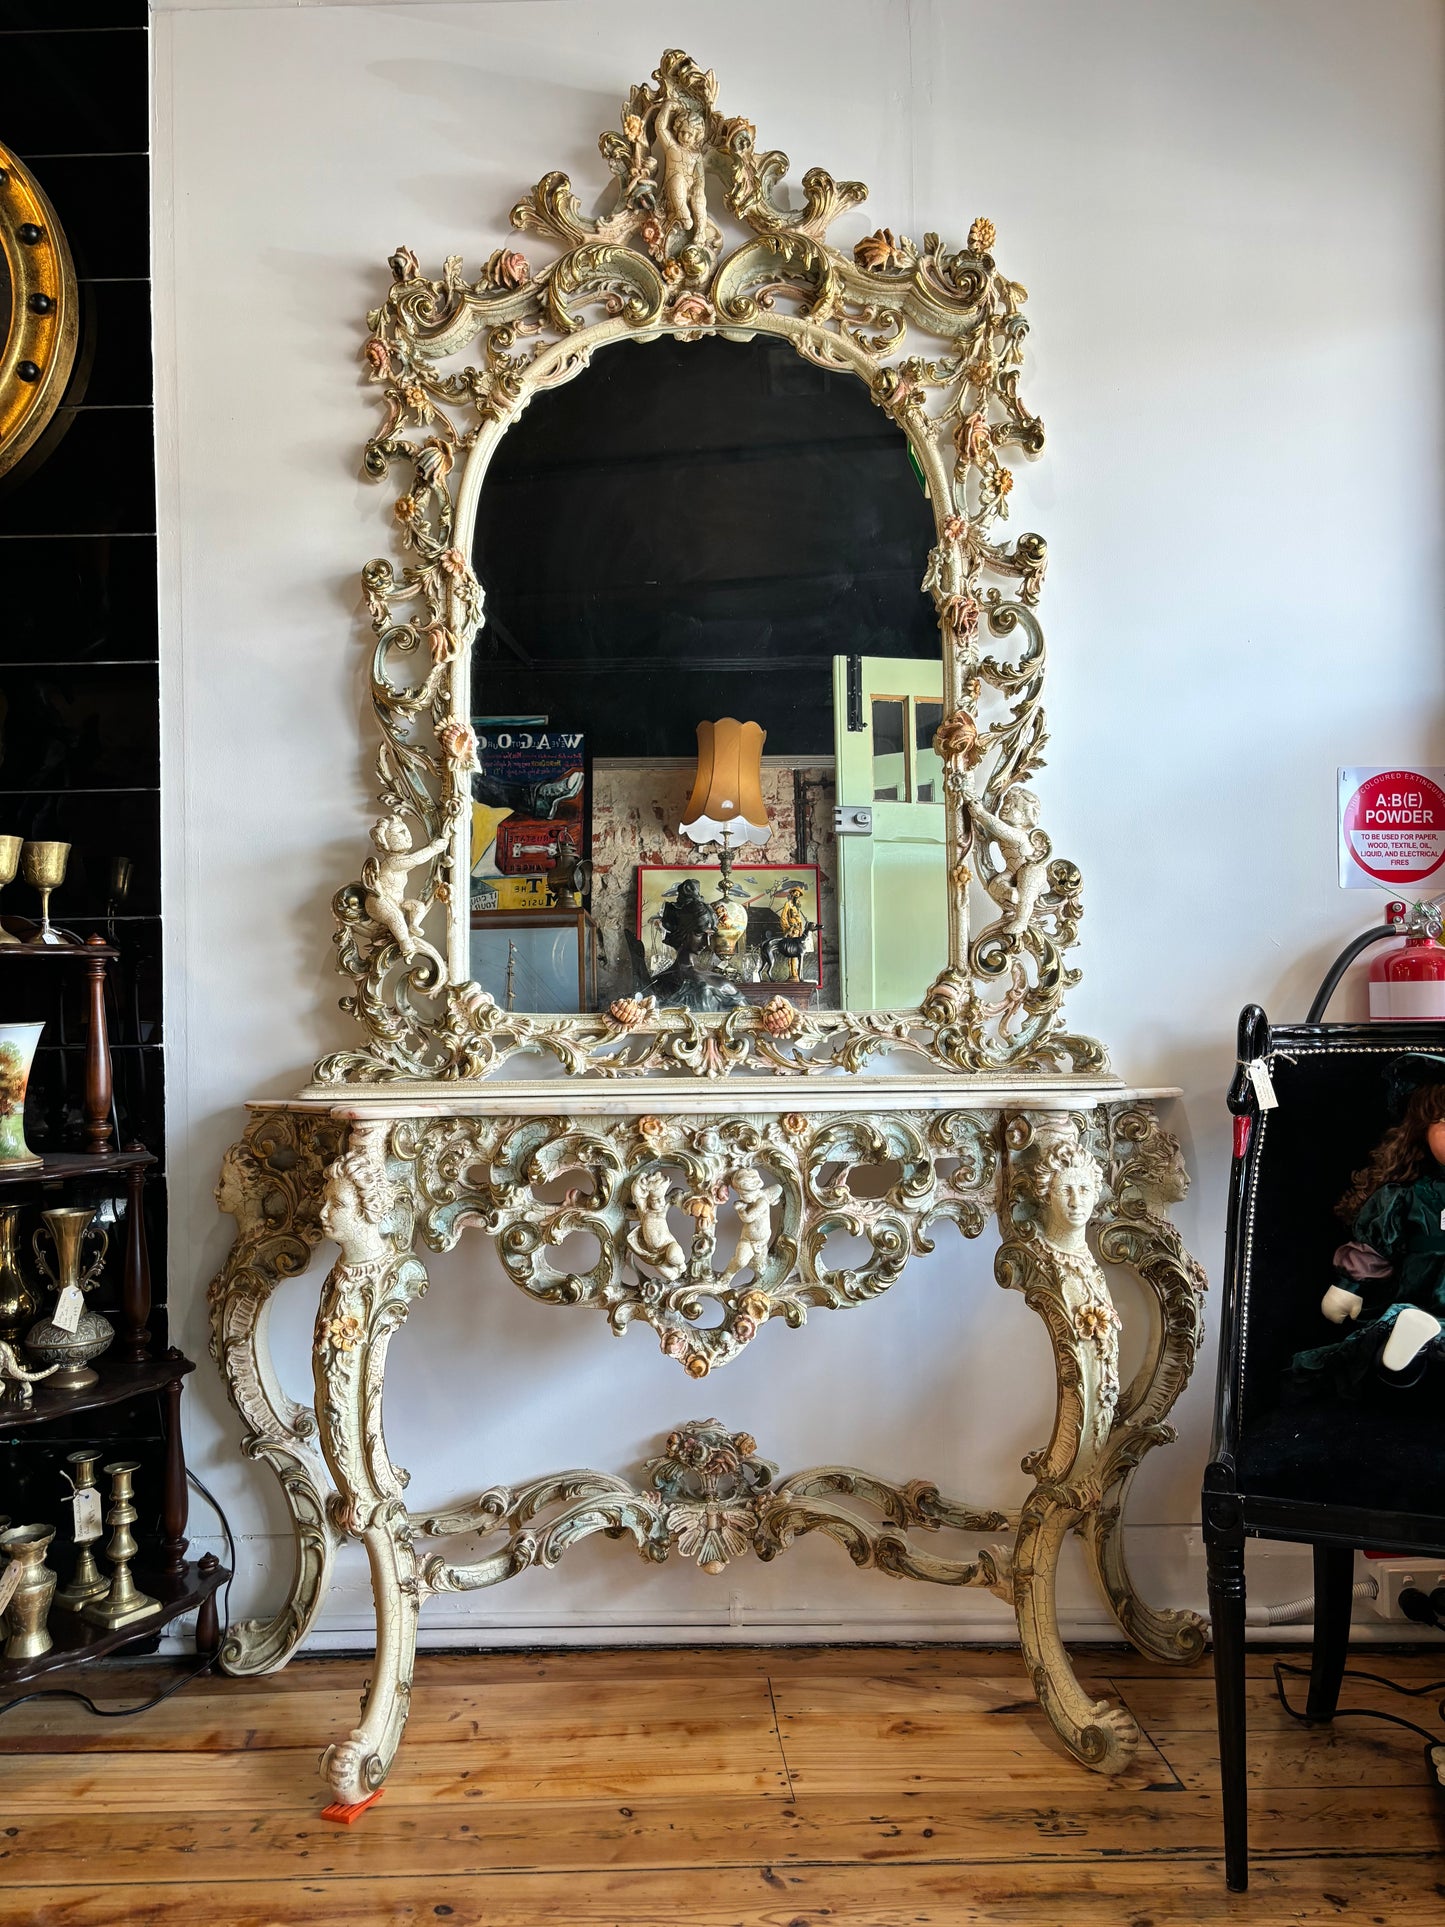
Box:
left=1365, top=1559, right=1445, bottom=1623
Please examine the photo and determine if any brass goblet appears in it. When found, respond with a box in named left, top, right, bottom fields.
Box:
left=0, top=836, right=22, bottom=944
left=0, top=835, right=22, bottom=945
left=21, top=841, right=70, bottom=946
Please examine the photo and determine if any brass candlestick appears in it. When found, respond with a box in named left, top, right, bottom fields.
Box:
left=81, top=1461, right=159, bottom=1629
left=21, top=839, right=70, bottom=947
left=55, top=1449, right=108, bottom=1609
left=0, top=834, right=22, bottom=945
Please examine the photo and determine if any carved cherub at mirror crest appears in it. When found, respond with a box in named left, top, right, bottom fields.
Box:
left=319, top=48, right=1107, bottom=1086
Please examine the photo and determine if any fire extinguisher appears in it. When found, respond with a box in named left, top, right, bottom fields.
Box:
left=1368, top=899, right=1445, bottom=1020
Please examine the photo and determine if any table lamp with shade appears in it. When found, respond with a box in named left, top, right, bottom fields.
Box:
left=679, top=719, right=771, bottom=964
left=679, top=718, right=771, bottom=887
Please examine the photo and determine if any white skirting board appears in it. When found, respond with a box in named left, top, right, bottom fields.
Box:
left=163, top=1526, right=1439, bottom=1651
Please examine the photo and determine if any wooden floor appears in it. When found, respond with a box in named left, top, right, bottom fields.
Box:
left=1, top=1642, right=1443, bottom=1924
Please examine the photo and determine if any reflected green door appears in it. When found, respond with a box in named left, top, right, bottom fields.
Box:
left=833, top=656, right=949, bottom=1011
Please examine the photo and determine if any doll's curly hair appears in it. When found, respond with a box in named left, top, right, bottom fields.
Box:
left=1337, top=1081, right=1445, bottom=1222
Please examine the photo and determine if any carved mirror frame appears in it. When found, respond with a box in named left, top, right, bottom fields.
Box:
left=318, top=49, right=1108, bottom=1086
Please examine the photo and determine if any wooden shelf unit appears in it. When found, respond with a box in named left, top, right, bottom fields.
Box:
left=0, top=936, right=220, bottom=1698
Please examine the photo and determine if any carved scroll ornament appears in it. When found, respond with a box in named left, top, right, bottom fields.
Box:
left=320, top=47, right=1107, bottom=1086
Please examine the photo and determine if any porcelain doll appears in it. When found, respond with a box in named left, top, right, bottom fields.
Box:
left=1290, top=1055, right=1445, bottom=1395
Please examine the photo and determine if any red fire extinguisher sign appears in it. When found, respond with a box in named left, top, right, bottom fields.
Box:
left=1339, top=766, right=1445, bottom=890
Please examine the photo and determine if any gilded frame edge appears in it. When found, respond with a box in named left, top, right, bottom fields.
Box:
left=0, top=142, right=80, bottom=483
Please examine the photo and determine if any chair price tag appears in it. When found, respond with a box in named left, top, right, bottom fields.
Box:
left=1247, top=1059, right=1279, bottom=1110
left=52, top=1284, right=85, bottom=1334
left=0, top=1558, right=22, bottom=1616
left=72, top=1488, right=103, bottom=1543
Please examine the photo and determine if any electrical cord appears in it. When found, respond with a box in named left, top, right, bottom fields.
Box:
left=0, top=1465, right=235, bottom=1723
left=1272, top=1659, right=1445, bottom=1788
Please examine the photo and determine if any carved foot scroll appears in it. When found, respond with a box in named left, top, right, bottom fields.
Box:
left=210, top=1112, right=347, bottom=1674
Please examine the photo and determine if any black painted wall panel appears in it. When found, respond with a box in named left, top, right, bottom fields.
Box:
left=1, top=0, right=169, bottom=1549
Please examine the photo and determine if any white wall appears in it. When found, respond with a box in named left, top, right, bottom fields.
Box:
left=153, top=0, right=1445, bottom=1644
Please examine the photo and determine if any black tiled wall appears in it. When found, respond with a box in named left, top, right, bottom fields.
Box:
left=1, top=2, right=168, bottom=1547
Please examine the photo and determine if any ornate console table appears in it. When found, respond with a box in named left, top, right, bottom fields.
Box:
left=210, top=1075, right=1206, bottom=1807
left=207, top=49, right=1208, bottom=1815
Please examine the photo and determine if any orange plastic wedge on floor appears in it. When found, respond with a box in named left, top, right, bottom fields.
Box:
left=320, top=1788, right=386, bottom=1824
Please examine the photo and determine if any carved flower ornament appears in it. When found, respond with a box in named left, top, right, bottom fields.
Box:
left=437, top=721, right=480, bottom=772
left=326, top=1313, right=364, bottom=1353
left=483, top=248, right=530, bottom=290
left=1075, top=1299, right=1120, bottom=1346
left=854, top=227, right=914, bottom=273
left=760, top=997, right=798, bottom=1037
left=681, top=1187, right=727, bottom=1235
left=671, top=292, right=715, bottom=329
left=933, top=712, right=978, bottom=766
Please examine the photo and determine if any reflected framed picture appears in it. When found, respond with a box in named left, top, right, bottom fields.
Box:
left=469, top=910, right=598, bottom=1013
left=636, top=863, right=822, bottom=986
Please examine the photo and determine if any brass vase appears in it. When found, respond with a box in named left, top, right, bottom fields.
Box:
left=24, top=1205, right=111, bottom=1390
left=0, top=1204, right=35, bottom=1342
left=0, top=1523, right=57, bottom=1660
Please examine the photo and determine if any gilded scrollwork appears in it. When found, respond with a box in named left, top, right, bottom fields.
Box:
left=420, top=1417, right=1016, bottom=1595
left=389, top=1105, right=998, bottom=1377
left=317, top=46, right=1107, bottom=1086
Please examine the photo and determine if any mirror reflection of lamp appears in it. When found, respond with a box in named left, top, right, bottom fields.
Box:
left=679, top=720, right=771, bottom=965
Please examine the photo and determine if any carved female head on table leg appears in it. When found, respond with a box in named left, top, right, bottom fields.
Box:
left=1021, top=1134, right=1100, bottom=1255
left=319, top=1144, right=393, bottom=1267
left=215, top=1142, right=270, bottom=1240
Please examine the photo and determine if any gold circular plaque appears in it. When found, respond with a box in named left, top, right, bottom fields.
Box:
left=0, top=140, right=79, bottom=482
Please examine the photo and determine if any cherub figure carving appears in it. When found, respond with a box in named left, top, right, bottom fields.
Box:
left=626, top=1169, right=685, bottom=1282
left=967, top=782, right=1051, bottom=939
left=654, top=98, right=713, bottom=249
left=362, top=813, right=449, bottom=967
left=723, top=1166, right=782, bottom=1280
left=0, top=1337, right=60, bottom=1406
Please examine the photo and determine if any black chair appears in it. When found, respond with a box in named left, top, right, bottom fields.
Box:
left=1206, top=1005, right=1445, bottom=1889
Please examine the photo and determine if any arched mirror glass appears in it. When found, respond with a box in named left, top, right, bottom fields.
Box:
left=466, top=333, right=945, bottom=1019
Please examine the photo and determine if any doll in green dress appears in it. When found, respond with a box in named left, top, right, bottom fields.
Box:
left=1289, top=1055, right=1445, bottom=1397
